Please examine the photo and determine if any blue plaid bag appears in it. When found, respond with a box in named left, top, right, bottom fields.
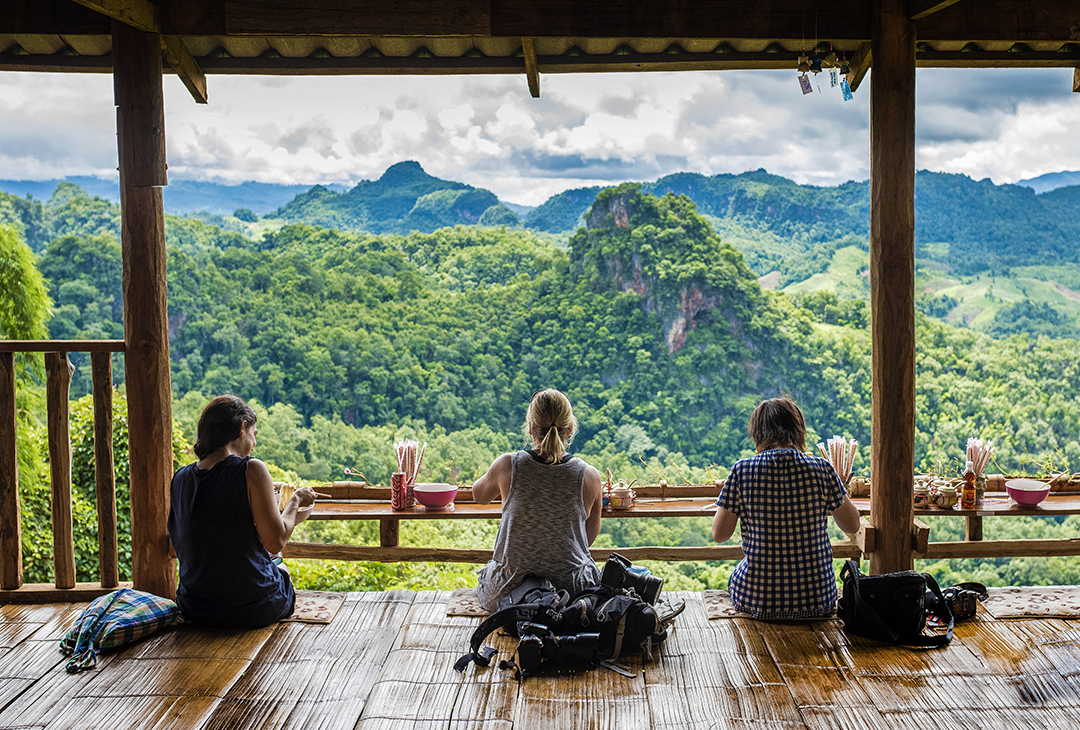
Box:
left=59, top=588, right=180, bottom=673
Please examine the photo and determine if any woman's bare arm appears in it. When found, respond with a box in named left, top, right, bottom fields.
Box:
left=712, top=507, right=739, bottom=543
left=248, top=459, right=314, bottom=554
left=471, top=453, right=513, bottom=504
left=831, top=495, right=861, bottom=535
left=582, top=465, right=603, bottom=545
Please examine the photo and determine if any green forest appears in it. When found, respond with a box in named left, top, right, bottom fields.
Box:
left=3, top=169, right=1080, bottom=593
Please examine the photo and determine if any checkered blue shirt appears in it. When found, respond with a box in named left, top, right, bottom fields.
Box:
left=717, top=448, right=846, bottom=619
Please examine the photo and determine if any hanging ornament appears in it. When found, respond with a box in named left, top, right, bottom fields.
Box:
left=809, top=54, right=823, bottom=74
left=797, top=53, right=810, bottom=73
left=829, top=66, right=839, bottom=88
left=799, top=73, right=813, bottom=95
left=841, top=77, right=854, bottom=101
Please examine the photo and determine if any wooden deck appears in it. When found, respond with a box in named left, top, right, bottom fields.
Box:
left=1, top=591, right=1079, bottom=729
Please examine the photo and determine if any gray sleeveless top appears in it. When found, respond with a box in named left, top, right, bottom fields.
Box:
left=476, top=450, right=601, bottom=611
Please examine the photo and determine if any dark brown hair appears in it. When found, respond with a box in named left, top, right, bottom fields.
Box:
left=748, top=396, right=806, bottom=452
left=194, top=395, right=257, bottom=459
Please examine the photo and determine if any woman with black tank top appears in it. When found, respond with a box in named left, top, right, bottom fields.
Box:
left=472, top=389, right=604, bottom=612
left=168, top=395, right=316, bottom=627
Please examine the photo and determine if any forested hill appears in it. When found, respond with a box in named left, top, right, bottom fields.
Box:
left=272, top=160, right=514, bottom=234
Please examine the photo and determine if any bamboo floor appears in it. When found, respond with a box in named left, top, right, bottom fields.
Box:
left=1, top=591, right=1080, bottom=729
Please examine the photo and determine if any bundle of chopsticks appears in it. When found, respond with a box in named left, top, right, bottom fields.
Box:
left=817, top=436, right=858, bottom=485
left=394, top=439, right=427, bottom=483
left=966, top=437, right=994, bottom=478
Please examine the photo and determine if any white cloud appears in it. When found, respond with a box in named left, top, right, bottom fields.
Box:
left=1, top=67, right=1077, bottom=203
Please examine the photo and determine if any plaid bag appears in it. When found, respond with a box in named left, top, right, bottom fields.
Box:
left=59, top=588, right=180, bottom=673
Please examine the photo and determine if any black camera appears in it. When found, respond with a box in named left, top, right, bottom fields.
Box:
left=600, top=552, right=663, bottom=605
left=516, top=623, right=600, bottom=674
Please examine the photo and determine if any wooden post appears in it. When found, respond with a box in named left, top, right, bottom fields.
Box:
left=114, top=19, right=176, bottom=599
left=868, top=0, right=917, bottom=575
left=91, top=352, right=119, bottom=588
left=0, top=352, right=21, bottom=590
left=380, top=519, right=400, bottom=547
left=45, top=352, right=76, bottom=589
left=965, top=515, right=983, bottom=542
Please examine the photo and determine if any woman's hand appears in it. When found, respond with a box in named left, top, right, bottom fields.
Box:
left=288, top=486, right=317, bottom=522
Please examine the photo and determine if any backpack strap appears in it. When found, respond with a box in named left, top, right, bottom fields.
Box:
left=840, top=561, right=953, bottom=648
left=453, top=604, right=539, bottom=672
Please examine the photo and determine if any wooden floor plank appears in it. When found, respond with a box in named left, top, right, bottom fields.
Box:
left=0, top=591, right=1079, bottom=729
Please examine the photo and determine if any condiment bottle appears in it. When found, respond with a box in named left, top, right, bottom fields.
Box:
left=961, top=460, right=977, bottom=509
left=913, top=483, right=929, bottom=509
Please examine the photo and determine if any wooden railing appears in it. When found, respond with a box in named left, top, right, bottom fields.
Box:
left=0, top=340, right=126, bottom=601
left=284, top=476, right=1080, bottom=567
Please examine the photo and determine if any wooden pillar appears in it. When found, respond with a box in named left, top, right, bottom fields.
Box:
left=91, top=353, right=119, bottom=588
left=0, top=352, right=21, bottom=590
left=45, top=352, right=76, bottom=589
left=113, top=20, right=175, bottom=599
left=868, top=0, right=916, bottom=574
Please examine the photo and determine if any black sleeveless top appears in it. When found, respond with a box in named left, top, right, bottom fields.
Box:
left=168, top=455, right=294, bottom=627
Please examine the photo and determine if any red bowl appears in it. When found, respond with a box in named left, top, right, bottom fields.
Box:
left=1005, top=478, right=1051, bottom=506
left=413, top=482, right=458, bottom=510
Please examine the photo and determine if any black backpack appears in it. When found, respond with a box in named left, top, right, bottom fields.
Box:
left=454, top=557, right=683, bottom=678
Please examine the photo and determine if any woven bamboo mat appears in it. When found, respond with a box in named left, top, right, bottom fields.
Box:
left=3, top=589, right=1080, bottom=728
left=981, top=585, right=1080, bottom=618
left=282, top=589, right=347, bottom=623
left=445, top=587, right=487, bottom=616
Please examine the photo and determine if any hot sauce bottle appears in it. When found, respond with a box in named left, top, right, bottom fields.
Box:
left=961, top=460, right=977, bottom=509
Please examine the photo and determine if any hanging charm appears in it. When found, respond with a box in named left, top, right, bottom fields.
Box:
left=797, top=53, right=810, bottom=73
left=799, top=73, right=813, bottom=95
left=829, top=67, right=839, bottom=87
left=809, top=54, right=823, bottom=74
left=841, top=77, right=854, bottom=101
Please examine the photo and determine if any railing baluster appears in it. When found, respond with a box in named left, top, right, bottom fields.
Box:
left=91, top=352, right=118, bottom=588
left=0, top=352, right=22, bottom=590
left=45, top=352, right=76, bottom=590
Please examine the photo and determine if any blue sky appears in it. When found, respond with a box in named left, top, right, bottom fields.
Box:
left=1, top=67, right=1077, bottom=206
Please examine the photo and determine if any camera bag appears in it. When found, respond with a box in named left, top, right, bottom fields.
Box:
left=838, top=559, right=953, bottom=648
left=454, top=560, right=683, bottom=678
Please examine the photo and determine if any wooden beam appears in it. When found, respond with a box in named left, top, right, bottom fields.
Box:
left=282, top=540, right=864, bottom=563
left=0, top=352, right=21, bottom=591
left=0, top=582, right=134, bottom=604
left=868, top=0, right=916, bottom=575
left=922, top=539, right=1080, bottom=559
left=0, top=340, right=124, bottom=353
left=855, top=516, right=877, bottom=554
left=91, top=353, right=119, bottom=588
left=521, top=37, right=540, bottom=98
left=69, top=0, right=206, bottom=103
left=70, top=0, right=160, bottom=33
left=847, top=42, right=873, bottom=93
left=114, top=19, right=176, bottom=600
left=1074, top=68, right=1079, bottom=92
left=160, top=35, right=208, bottom=103
left=912, top=518, right=930, bottom=555
left=379, top=519, right=400, bottom=548
left=908, top=0, right=961, bottom=21
left=45, top=352, right=76, bottom=590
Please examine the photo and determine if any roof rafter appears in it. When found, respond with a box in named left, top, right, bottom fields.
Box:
left=521, top=37, right=540, bottom=98
left=1074, top=68, right=1079, bottom=93
left=847, top=43, right=872, bottom=93
left=908, top=0, right=962, bottom=21
left=70, top=0, right=207, bottom=103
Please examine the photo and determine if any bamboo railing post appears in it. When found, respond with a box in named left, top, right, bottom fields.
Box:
left=0, top=352, right=21, bottom=590
left=91, top=352, right=119, bottom=588
left=45, top=352, right=76, bottom=589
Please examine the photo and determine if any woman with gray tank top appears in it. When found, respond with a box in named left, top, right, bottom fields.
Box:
left=472, top=389, right=604, bottom=612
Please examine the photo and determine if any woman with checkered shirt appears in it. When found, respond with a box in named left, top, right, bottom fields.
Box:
left=713, top=397, right=861, bottom=619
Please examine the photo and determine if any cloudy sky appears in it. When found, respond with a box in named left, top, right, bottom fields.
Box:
left=1, top=67, right=1077, bottom=206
